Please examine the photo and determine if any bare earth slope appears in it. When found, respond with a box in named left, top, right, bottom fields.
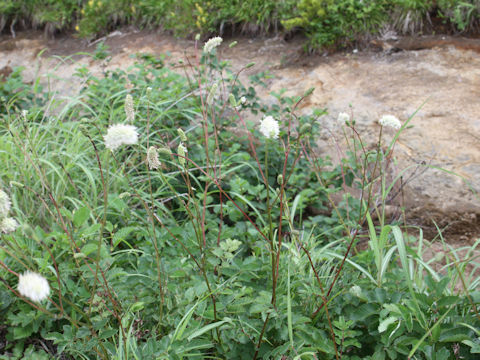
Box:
left=1, top=30, right=479, bottom=240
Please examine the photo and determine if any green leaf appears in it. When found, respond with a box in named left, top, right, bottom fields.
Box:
left=350, top=303, right=379, bottom=321
left=187, top=319, right=231, bottom=341
left=113, top=226, right=137, bottom=247
left=99, top=329, right=117, bottom=339
left=73, top=206, right=90, bottom=227
left=462, top=340, right=480, bottom=353
left=436, top=296, right=459, bottom=308
left=80, top=242, right=97, bottom=256
left=439, top=327, right=471, bottom=342
left=378, top=316, right=398, bottom=333
left=13, top=325, right=33, bottom=339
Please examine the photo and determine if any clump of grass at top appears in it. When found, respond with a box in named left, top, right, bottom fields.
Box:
left=2, top=0, right=480, bottom=51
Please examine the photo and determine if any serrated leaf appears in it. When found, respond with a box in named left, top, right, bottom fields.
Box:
left=112, top=226, right=137, bottom=247
left=73, top=207, right=90, bottom=227
left=81, top=243, right=97, bottom=256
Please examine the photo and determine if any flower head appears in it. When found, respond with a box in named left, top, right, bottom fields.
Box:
left=177, top=128, right=187, bottom=142
left=18, top=272, right=50, bottom=302
left=0, top=189, right=11, bottom=217
left=337, top=112, right=350, bottom=123
left=379, top=115, right=401, bottom=130
left=104, top=124, right=139, bottom=151
left=157, top=147, right=172, bottom=156
left=147, top=146, right=161, bottom=170
left=203, top=36, right=223, bottom=53
left=350, top=285, right=363, bottom=298
left=235, top=96, right=247, bottom=110
left=125, top=94, right=135, bottom=123
left=177, top=143, right=188, bottom=166
left=206, top=83, right=218, bottom=105
left=259, top=116, right=280, bottom=139
left=1, top=217, right=18, bottom=234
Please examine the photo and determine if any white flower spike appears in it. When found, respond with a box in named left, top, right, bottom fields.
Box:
left=125, top=94, right=135, bottom=123
left=337, top=112, right=350, bottom=123
left=259, top=116, right=280, bottom=139
left=147, top=146, right=161, bottom=170
left=1, top=217, right=18, bottom=234
left=203, top=37, right=223, bottom=53
left=379, top=115, right=401, bottom=130
left=0, top=189, right=11, bottom=218
left=18, top=272, right=50, bottom=302
left=104, top=124, right=139, bottom=151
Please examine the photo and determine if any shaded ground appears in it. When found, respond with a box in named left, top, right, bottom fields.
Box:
left=1, top=29, right=479, bottom=245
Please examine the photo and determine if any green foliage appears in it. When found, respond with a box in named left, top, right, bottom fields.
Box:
left=283, top=0, right=390, bottom=49
left=437, top=0, right=480, bottom=31
left=2, top=1, right=480, bottom=50
left=0, top=42, right=479, bottom=359
left=391, top=0, right=435, bottom=34
left=0, top=67, right=46, bottom=115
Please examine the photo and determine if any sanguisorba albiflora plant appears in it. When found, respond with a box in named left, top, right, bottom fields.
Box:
left=1, top=35, right=479, bottom=359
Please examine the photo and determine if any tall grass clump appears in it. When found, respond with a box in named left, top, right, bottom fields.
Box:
left=3, top=1, right=480, bottom=51
left=0, top=37, right=479, bottom=359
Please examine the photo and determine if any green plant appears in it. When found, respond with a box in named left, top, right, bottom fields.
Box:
left=0, top=37, right=479, bottom=360
left=93, top=41, right=110, bottom=60
left=391, top=0, right=435, bottom=34
left=437, top=0, right=480, bottom=32
left=283, top=0, right=390, bottom=50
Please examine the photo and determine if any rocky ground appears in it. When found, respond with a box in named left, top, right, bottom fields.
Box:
left=1, top=30, right=479, bottom=250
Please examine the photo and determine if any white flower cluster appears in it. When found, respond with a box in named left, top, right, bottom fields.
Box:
left=259, top=116, right=280, bottom=139
left=0, top=189, right=11, bottom=217
left=147, top=146, right=161, bottom=170
left=203, top=37, right=223, bottom=53
left=18, top=271, right=50, bottom=302
left=0, top=189, right=18, bottom=234
left=337, top=112, right=350, bottom=123
left=104, top=124, right=139, bottom=151
left=206, top=82, right=218, bottom=105
left=177, top=143, right=188, bottom=166
left=1, top=217, right=18, bottom=233
left=235, top=96, right=247, bottom=111
left=379, top=114, right=401, bottom=130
